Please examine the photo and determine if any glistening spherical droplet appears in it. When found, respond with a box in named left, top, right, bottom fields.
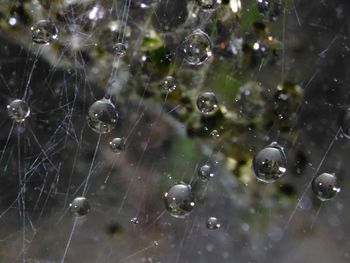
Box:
left=109, top=137, right=126, bottom=153
left=31, top=20, right=58, bottom=44
left=183, top=29, right=212, bottom=66
left=113, top=43, right=127, bottom=57
left=253, top=142, right=287, bottom=183
left=164, top=183, right=195, bottom=218
left=312, top=173, right=340, bottom=201
left=206, top=217, right=220, bottom=230
left=69, top=197, right=90, bottom=217
left=197, top=0, right=222, bottom=13
left=198, top=164, right=214, bottom=181
left=87, top=98, right=118, bottom=134
left=161, top=76, right=177, bottom=92
left=196, top=92, right=218, bottom=115
left=7, top=99, right=30, bottom=123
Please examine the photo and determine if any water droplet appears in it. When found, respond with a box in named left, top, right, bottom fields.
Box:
left=88, top=5, right=105, bottom=21
left=132, top=0, right=160, bottom=9
left=109, top=137, right=126, bottom=153
left=198, top=164, right=214, bottom=181
left=113, top=43, right=127, bottom=57
left=164, top=183, right=195, bottom=218
left=69, top=197, right=90, bottom=217
left=253, top=142, right=287, bottom=183
left=196, top=92, right=218, bottom=115
left=256, top=0, right=283, bottom=22
left=210, top=129, right=220, bottom=138
left=161, top=76, right=177, bottom=92
left=340, top=108, right=350, bottom=139
left=87, top=98, right=118, bottom=134
left=183, top=29, right=212, bottom=66
left=206, top=217, right=220, bottom=230
left=7, top=99, right=30, bottom=123
left=312, top=173, right=340, bottom=201
left=236, top=81, right=265, bottom=118
left=197, top=0, right=222, bottom=12
left=130, top=217, right=139, bottom=224
left=31, top=20, right=58, bottom=45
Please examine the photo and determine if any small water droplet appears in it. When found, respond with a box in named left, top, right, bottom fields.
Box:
left=183, top=29, right=212, bottom=66
left=253, top=142, right=287, bottom=183
left=198, top=164, right=214, bottom=181
left=312, top=173, right=340, bottom=201
left=256, top=0, right=283, bottom=22
left=340, top=108, right=350, bottom=139
left=164, top=183, right=195, bottom=218
left=197, top=0, right=222, bottom=12
left=87, top=98, right=118, bottom=134
left=113, top=43, right=127, bottom=57
left=206, top=217, right=220, bottom=230
left=31, top=20, right=58, bottom=45
left=69, top=197, right=90, bottom=217
left=7, top=99, right=30, bottom=123
left=196, top=92, right=218, bottom=115
left=161, top=76, right=177, bottom=92
left=130, top=217, right=139, bottom=224
left=109, top=137, right=126, bottom=153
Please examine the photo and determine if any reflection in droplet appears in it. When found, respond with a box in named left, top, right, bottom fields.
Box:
left=69, top=197, right=90, bottom=217
left=196, top=92, right=218, bottom=115
left=87, top=98, right=118, bottom=134
left=31, top=20, right=58, bottom=44
left=312, top=173, right=340, bottom=201
left=7, top=99, right=30, bottom=123
left=164, top=183, right=195, bottom=218
left=253, top=142, right=287, bottom=183
left=183, top=29, right=212, bottom=66
left=206, top=217, right=220, bottom=230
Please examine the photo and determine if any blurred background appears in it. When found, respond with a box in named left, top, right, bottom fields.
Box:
left=0, top=0, right=349, bottom=262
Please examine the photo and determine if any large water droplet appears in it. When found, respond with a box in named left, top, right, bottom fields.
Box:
left=206, top=217, right=220, bottom=230
left=183, top=30, right=212, bottom=66
left=164, top=183, right=195, bottom=218
left=312, top=173, right=340, bottom=201
left=31, top=20, right=58, bottom=44
left=196, top=92, right=218, bottom=115
left=253, top=142, right=287, bottom=183
left=109, top=137, right=126, bottom=153
left=197, top=0, right=222, bottom=13
left=69, top=197, right=90, bottom=217
left=87, top=98, right=118, bottom=134
left=7, top=99, right=30, bottom=123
